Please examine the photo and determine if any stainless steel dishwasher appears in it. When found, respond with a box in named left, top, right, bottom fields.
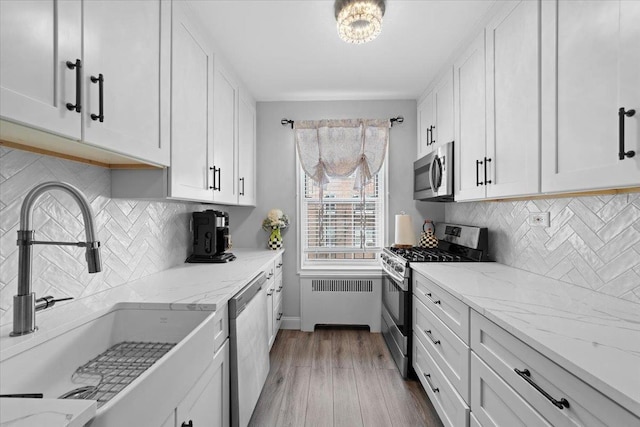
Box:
left=229, top=271, right=269, bottom=427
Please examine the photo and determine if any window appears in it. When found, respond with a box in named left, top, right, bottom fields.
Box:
left=299, top=163, right=386, bottom=268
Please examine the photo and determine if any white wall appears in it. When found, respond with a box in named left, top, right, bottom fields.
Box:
left=229, top=100, right=445, bottom=319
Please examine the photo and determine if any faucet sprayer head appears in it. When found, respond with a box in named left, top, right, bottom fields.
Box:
left=86, top=242, right=102, bottom=273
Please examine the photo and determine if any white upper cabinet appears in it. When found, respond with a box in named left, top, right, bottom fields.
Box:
left=541, top=0, right=640, bottom=192
left=0, top=0, right=82, bottom=140
left=455, top=1, right=540, bottom=202
left=434, top=70, right=455, bottom=148
left=454, top=31, right=487, bottom=202
left=417, top=70, right=454, bottom=159
left=83, top=0, right=169, bottom=166
left=485, top=0, right=540, bottom=198
left=417, top=90, right=435, bottom=159
left=238, top=91, right=257, bottom=206
left=0, top=0, right=169, bottom=167
left=169, top=0, right=214, bottom=202
left=212, top=61, right=238, bottom=204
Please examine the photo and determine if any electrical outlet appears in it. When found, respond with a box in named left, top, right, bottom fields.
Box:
left=529, top=212, right=550, bottom=227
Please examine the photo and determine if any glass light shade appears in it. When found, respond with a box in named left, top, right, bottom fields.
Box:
left=336, top=1, right=384, bottom=44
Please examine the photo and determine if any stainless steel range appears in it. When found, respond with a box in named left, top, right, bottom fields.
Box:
left=380, top=223, right=489, bottom=377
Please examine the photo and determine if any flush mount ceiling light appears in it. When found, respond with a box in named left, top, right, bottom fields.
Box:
left=335, top=0, right=386, bottom=44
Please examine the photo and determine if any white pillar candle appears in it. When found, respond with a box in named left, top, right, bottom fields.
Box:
left=395, top=214, right=415, bottom=246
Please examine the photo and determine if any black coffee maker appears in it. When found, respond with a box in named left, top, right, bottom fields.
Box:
left=186, top=210, right=236, bottom=263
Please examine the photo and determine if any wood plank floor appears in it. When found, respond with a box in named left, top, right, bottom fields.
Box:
left=249, top=328, right=444, bottom=427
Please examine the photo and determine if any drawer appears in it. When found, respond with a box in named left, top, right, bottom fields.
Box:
left=274, top=254, right=283, bottom=273
left=414, top=296, right=470, bottom=403
left=274, top=273, right=284, bottom=305
left=471, top=352, right=552, bottom=427
left=274, top=297, right=283, bottom=333
left=413, top=272, right=469, bottom=344
left=471, top=310, right=639, bottom=427
left=413, top=333, right=469, bottom=427
left=212, top=304, right=229, bottom=353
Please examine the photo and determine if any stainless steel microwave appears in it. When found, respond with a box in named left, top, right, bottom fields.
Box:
left=414, top=141, right=454, bottom=202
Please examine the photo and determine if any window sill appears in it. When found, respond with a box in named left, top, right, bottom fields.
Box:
left=298, top=265, right=383, bottom=277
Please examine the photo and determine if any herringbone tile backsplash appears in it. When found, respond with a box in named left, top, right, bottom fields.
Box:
left=446, top=194, right=640, bottom=304
left=0, top=147, right=208, bottom=325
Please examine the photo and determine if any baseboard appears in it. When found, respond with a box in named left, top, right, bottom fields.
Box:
left=281, top=316, right=301, bottom=330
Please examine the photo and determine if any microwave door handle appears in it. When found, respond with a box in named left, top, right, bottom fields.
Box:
left=429, top=156, right=438, bottom=193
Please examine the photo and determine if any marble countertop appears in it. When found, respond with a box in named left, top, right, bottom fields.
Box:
left=0, top=248, right=283, bottom=426
left=410, top=262, right=640, bottom=418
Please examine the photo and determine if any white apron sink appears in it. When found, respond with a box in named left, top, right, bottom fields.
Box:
left=0, top=303, right=217, bottom=426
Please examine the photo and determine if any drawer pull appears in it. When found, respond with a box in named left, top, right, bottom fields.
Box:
left=423, top=373, right=439, bottom=393
left=276, top=285, right=283, bottom=293
left=267, top=290, right=273, bottom=296
left=277, top=312, right=283, bottom=321
left=276, top=262, right=283, bottom=268
left=424, top=292, right=441, bottom=305
left=424, top=329, right=441, bottom=345
left=514, top=368, right=570, bottom=410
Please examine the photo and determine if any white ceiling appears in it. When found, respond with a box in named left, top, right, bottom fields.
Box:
left=187, top=0, right=497, bottom=102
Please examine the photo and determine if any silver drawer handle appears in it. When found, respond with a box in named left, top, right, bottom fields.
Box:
left=424, top=329, right=441, bottom=345
left=514, top=368, right=570, bottom=410
left=424, top=292, right=441, bottom=305
left=423, top=373, right=439, bottom=393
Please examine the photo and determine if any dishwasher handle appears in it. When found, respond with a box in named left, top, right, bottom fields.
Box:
left=228, top=272, right=267, bottom=319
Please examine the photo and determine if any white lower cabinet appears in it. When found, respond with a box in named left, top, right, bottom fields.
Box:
left=266, top=254, right=284, bottom=350
left=414, top=297, right=469, bottom=403
left=163, top=339, right=230, bottom=427
left=470, top=412, right=482, bottom=427
left=470, top=310, right=639, bottom=427
left=414, top=334, right=469, bottom=427
left=471, top=352, right=551, bottom=427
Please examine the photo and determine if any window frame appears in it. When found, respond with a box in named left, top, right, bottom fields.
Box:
left=296, top=153, right=388, bottom=272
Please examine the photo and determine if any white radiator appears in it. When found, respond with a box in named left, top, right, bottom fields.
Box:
left=300, top=277, right=381, bottom=332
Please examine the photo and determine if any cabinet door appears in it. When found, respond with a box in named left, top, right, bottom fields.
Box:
left=169, top=1, right=214, bottom=202
left=238, top=92, right=256, bottom=206
left=0, top=0, right=81, bottom=140
left=417, top=91, right=435, bottom=159
left=485, top=0, right=540, bottom=198
left=266, top=282, right=275, bottom=350
left=454, top=31, right=487, bottom=201
left=212, top=61, right=238, bottom=204
left=83, top=0, right=169, bottom=166
left=434, top=69, right=455, bottom=147
left=541, top=0, right=640, bottom=192
left=176, top=340, right=230, bottom=427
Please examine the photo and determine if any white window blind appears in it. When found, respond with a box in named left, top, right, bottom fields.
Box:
left=300, top=165, right=385, bottom=265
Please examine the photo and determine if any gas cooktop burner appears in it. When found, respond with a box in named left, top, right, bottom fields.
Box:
left=389, top=246, right=472, bottom=262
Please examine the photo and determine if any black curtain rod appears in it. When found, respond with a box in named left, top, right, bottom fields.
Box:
left=280, top=116, right=404, bottom=129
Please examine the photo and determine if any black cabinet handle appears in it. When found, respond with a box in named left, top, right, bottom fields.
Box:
left=484, top=157, right=492, bottom=185
left=424, top=292, right=441, bottom=305
left=277, top=312, right=283, bottom=321
left=423, top=373, right=439, bottom=393
left=239, top=177, right=245, bottom=196
left=619, top=107, right=636, bottom=160
left=217, top=167, right=221, bottom=191
left=476, top=159, right=484, bottom=186
left=424, top=329, right=441, bottom=345
left=181, top=421, right=193, bottom=427
left=65, top=59, right=81, bottom=113
left=430, top=125, right=436, bottom=145
left=514, top=368, right=570, bottom=410
left=90, top=74, right=104, bottom=122
left=209, top=166, right=220, bottom=191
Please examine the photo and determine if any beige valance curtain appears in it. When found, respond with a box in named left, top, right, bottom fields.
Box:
left=295, top=118, right=390, bottom=246
left=295, top=118, right=390, bottom=187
